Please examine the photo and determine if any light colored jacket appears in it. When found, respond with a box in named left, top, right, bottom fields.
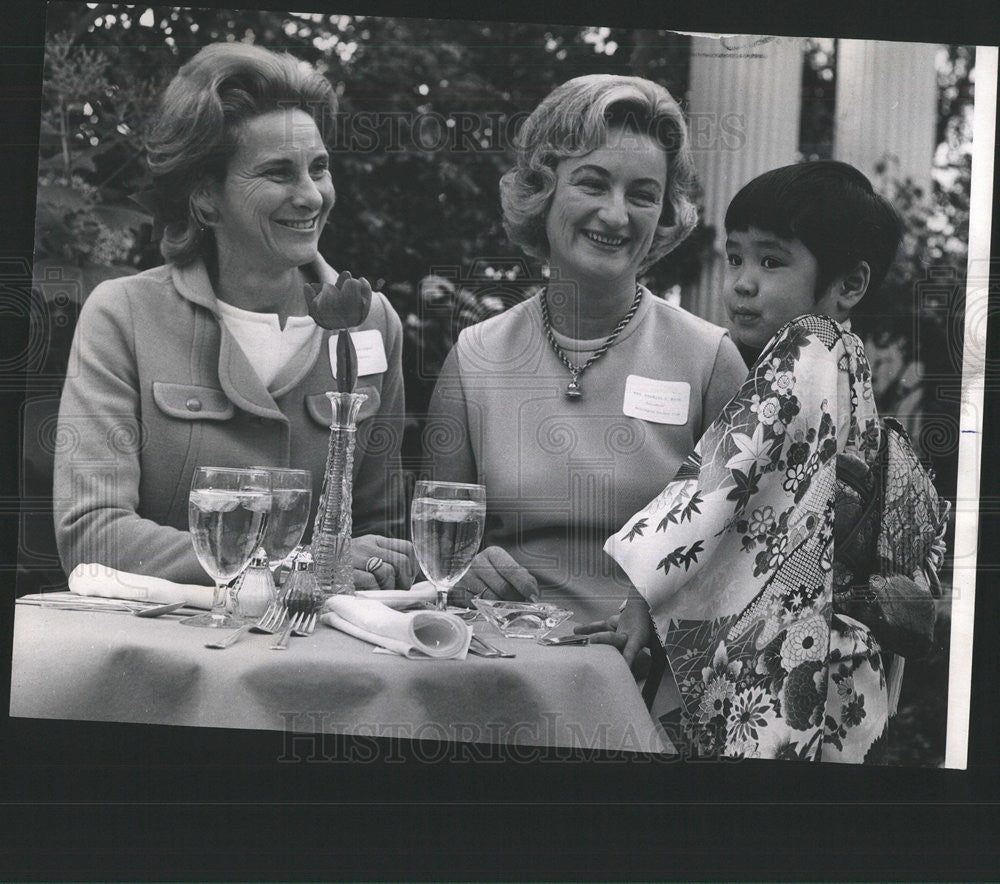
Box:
left=53, top=256, right=405, bottom=585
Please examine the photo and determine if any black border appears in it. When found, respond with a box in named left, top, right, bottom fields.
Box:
left=2, top=0, right=998, bottom=878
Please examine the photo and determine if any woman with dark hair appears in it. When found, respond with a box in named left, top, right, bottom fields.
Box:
left=53, top=42, right=412, bottom=591
left=425, top=75, right=746, bottom=624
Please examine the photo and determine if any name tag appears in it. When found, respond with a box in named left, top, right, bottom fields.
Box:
left=622, top=375, right=690, bottom=425
left=329, top=329, right=388, bottom=378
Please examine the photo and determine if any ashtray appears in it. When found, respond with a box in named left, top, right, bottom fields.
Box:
left=471, top=598, right=572, bottom=639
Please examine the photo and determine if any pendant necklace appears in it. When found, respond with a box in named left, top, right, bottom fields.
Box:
left=539, top=283, right=643, bottom=400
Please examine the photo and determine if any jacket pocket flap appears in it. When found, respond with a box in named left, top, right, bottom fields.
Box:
left=153, top=382, right=235, bottom=421
left=305, top=386, right=382, bottom=428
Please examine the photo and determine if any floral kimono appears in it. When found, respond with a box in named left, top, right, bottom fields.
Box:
left=606, top=315, right=889, bottom=762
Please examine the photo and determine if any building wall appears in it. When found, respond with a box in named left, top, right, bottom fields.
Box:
left=684, top=35, right=940, bottom=326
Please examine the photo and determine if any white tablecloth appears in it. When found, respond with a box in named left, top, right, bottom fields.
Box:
left=9, top=604, right=668, bottom=753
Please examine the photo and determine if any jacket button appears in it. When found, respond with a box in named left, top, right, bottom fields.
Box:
left=185, top=397, right=202, bottom=412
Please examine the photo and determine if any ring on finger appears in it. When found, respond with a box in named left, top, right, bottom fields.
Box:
left=365, top=556, right=385, bottom=574
left=460, top=580, right=488, bottom=598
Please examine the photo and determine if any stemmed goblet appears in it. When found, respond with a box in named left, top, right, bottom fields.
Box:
left=410, top=480, right=486, bottom=611
left=182, top=466, right=271, bottom=629
left=258, top=467, right=313, bottom=570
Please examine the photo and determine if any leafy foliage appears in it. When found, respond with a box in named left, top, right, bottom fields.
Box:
left=35, top=28, right=155, bottom=291
left=36, top=6, right=713, bottom=429
left=37, top=7, right=710, bottom=298
left=798, top=38, right=837, bottom=161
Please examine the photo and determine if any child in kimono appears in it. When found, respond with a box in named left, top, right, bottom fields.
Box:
left=582, top=161, right=947, bottom=762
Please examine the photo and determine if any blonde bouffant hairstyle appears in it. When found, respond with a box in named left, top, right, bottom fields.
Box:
left=500, top=74, right=698, bottom=272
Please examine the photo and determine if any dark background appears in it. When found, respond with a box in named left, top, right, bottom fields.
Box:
left=1, top=0, right=999, bottom=879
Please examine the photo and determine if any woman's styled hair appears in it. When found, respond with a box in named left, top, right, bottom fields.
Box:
left=499, top=74, right=698, bottom=272
left=144, top=42, right=337, bottom=267
left=725, top=160, right=904, bottom=299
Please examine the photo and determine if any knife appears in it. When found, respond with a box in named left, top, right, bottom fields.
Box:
left=539, top=634, right=589, bottom=646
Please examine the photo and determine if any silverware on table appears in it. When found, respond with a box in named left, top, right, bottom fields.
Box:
left=18, top=593, right=203, bottom=617
left=205, top=623, right=253, bottom=649
left=271, top=611, right=308, bottom=650
left=17, top=595, right=148, bottom=614
left=539, top=634, right=589, bottom=646
left=269, top=560, right=323, bottom=649
left=206, top=602, right=287, bottom=649
left=133, top=601, right=188, bottom=618
left=292, top=611, right=318, bottom=636
left=250, top=601, right=288, bottom=635
left=468, top=635, right=516, bottom=658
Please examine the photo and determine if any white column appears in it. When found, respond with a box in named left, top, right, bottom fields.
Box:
left=834, top=40, right=939, bottom=192
left=686, top=35, right=805, bottom=325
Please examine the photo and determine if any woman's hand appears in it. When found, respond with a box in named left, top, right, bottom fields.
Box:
left=573, top=591, right=654, bottom=671
left=351, top=535, right=417, bottom=591
left=449, top=546, right=539, bottom=605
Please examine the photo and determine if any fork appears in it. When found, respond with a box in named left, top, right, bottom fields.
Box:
left=270, top=611, right=307, bottom=650
left=292, top=611, right=318, bottom=636
left=204, top=600, right=287, bottom=649
left=205, top=604, right=279, bottom=649
left=270, top=567, right=323, bottom=649
left=250, top=600, right=288, bottom=634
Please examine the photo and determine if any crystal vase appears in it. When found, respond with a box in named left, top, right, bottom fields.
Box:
left=311, top=390, right=367, bottom=596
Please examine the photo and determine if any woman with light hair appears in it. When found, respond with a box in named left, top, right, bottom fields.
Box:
left=426, top=74, right=746, bottom=624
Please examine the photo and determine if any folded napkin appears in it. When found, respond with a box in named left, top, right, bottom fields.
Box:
left=355, top=581, right=438, bottom=610
left=68, top=563, right=214, bottom=609
left=320, top=594, right=472, bottom=659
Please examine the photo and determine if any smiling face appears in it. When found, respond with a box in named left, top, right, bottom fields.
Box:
left=724, top=227, right=843, bottom=350
left=206, top=108, right=334, bottom=274
left=544, top=129, right=667, bottom=290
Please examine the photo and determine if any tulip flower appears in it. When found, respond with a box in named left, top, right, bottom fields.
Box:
left=305, top=271, right=374, bottom=394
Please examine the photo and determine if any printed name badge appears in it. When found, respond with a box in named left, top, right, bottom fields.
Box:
left=329, top=329, right=388, bottom=378
left=622, top=375, right=690, bottom=425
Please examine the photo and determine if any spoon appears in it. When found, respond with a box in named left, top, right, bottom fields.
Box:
left=133, top=601, right=189, bottom=618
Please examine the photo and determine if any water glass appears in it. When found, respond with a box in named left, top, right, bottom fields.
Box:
left=410, top=480, right=486, bottom=611
left=182, top=466, right=271, bottom=629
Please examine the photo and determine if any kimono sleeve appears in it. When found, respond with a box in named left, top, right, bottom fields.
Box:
left=604, top=316, right=873, bottom=633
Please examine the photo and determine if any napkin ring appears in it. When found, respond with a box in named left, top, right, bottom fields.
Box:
left=365, top=556, right=385, bottom=574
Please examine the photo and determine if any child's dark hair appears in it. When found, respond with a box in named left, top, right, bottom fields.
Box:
left=725, top=160, right=903, bottom=299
